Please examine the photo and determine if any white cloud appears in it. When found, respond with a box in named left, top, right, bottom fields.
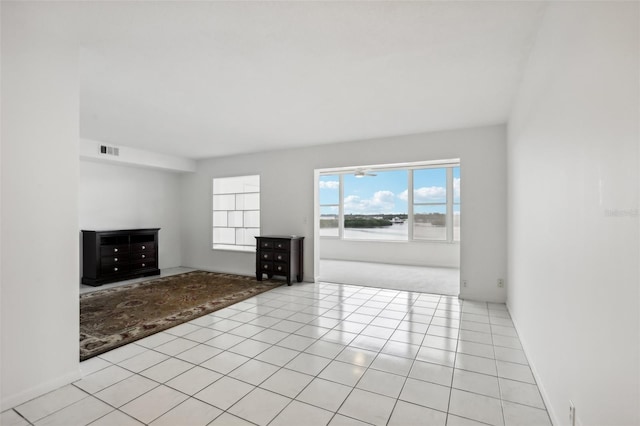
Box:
left=399, top=186, right=447, bottom=203
left=372, top=190, right=395, bottom=204
left=415, top=186, right=446, bottom=202
left=319, top=180, right=339, bottom=189
left=344, top=190, right=397, bottom=214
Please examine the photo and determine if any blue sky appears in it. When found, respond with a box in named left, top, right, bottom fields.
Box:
left=319, top=167, right=460, bottom=215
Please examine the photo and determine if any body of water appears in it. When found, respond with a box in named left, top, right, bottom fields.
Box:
left=320, top=222, right=458, bottom=241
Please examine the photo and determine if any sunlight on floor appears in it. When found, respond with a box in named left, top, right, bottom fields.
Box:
left=319, top=259, right=459, bottom=296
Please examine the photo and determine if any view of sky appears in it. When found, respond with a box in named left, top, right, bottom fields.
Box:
left=319, top=167, right=460, bottom=215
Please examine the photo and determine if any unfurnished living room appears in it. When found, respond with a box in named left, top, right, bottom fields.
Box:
left=1, top=1, right=639, bottom=426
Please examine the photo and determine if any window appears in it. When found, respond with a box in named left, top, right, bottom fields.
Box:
left=413, top=168, right=447, bottom=241
left=319, top=163, right=460, bottom=242
left=212, top=175, right=260, bottom=252
left=343, top=170, right=408, bottom=240
left=319, top=174, right=340, bottom=237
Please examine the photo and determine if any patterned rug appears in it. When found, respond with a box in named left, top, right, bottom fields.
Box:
left=80, top=271, right=282, bottom=361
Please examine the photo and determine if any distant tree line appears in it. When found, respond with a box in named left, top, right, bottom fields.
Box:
left=319, top=218, right=392, bottom=228
left=320, top=213, right=445, bottom=228
left=345, top=218, right=392, bottom=228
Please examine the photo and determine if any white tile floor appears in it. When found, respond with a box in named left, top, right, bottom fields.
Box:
left=2, top=281, right=552, bottom=426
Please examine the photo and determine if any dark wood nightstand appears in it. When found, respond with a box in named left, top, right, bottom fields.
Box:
left=255, top=235, right=304, bottom=285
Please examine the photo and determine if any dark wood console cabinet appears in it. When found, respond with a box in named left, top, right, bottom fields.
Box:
left=255, top=236, right=304, bottom=286
left=82, top=228, right=160, bottom=286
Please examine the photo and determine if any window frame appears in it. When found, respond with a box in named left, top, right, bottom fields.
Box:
left=319, top=174, right=343, bottom=238
left=452, top=166, right=461, bottom=242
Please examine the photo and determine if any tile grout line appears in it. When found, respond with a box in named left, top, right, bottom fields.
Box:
left=323, top=286, right=405, bottom=425
left=442, top=295, right=462, bottom=426
left=384, top=293, right=440, bottom=425
left=26, top=280, right=550, bottom=426
left=259, top=284, right=372, bottom=426
left=490, top=305, right=508, bottom=426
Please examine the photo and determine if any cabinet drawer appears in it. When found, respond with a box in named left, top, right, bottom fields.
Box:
left=100, top=263, right=128, bottom=275
left=260, top=240, right=274, bottom=249
left=101, top=254, right=128, bottom=266
left=132, top=259, right=156, bottom=270
left=130, top=252, right=154, bottom=261
left=131, top=242, right=155, bottom=253
left=100, top=244, right=129, bottom=256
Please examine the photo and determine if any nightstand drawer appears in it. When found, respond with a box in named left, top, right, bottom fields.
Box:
left=273, top=241, right=290, bottom=251
left=260, top=261, right=273, bottom=271
left=273, top=263, right=287, bottom=273
left=259, top=251, right=273, bottom=261
left=273, top=252, right=288, bottom=262
left=260, top=240, right=274, bottom=249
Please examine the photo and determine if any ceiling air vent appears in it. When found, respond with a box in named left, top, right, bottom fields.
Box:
left=99, top=145, right=120, bottom=156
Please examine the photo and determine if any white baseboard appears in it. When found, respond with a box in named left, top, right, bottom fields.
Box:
left=507, top=306, right=561, bottom=426
left=1, top=368, right=81, bottom=412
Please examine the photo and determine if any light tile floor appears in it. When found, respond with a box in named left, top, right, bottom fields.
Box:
left=2, top=281, right=552, bottom=426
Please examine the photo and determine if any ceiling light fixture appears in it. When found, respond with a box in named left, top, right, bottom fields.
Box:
left=354, top=169, right=377, bottom=178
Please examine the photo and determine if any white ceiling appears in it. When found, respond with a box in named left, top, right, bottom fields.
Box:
left=79, top=1, right=547, bottom=159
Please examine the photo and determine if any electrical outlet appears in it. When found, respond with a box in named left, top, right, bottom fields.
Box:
left=463, top=280, right=468, bottom=288
left=497, top=279, right=504, bottom=288
left=569, top=401, right=576, bottom=426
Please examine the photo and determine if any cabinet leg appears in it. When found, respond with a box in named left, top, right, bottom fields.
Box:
left=256, top=273, right=262, bottom=281
left=296, top=274, right=302, bottom=283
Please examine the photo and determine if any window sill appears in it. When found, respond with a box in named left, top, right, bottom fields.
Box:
left=319, top=236, right=460, bottom=244
left=212, top=245, right=255, bottom=253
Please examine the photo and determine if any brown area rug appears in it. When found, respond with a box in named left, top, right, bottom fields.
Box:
left=80, top=271, right=282, bottom=361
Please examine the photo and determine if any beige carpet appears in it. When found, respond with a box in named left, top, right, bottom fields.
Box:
left=319, top=259, right=459, bottom=295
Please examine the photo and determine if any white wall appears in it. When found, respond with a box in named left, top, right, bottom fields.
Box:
left=1, top=2, right=81, bottom=409
left=181, top=124, right=507, bottom=302
left=79, top=161, right=184, bottom=272
left=80, top=138, right=196, bottom=173
left=507, top=2, right=639, bottom=425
